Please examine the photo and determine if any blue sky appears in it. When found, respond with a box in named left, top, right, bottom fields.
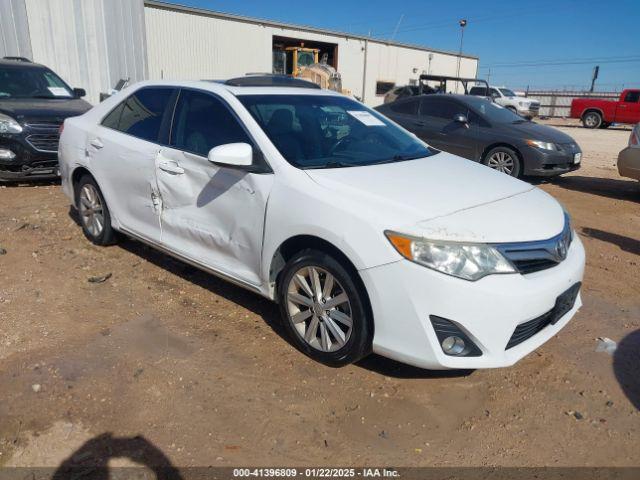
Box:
left=169, top=0, right=639, bottom=91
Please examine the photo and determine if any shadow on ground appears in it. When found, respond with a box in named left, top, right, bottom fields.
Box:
left=547, top=175, right=639, bottom=202
left=51, top=433, right=183, bottom=480
left=613, top=329, right=640, bottom=410
left=581, top=227, right=640, bottom=256
left=0, top=179, right=60, bottom=188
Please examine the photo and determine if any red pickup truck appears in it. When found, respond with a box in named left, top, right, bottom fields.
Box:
left=571, top=89, right=640, bottom=129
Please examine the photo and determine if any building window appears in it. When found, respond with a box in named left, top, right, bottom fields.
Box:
left=376, top=81, right=395, bottom=96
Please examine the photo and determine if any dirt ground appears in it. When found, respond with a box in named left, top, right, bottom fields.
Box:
left=0, top=121, right=639, bottom=472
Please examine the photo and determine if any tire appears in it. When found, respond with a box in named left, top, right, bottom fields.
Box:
left=75, top=175, right=117, bottom=246
left=582, top=111, right=602, bottom=129
left=599, top=122, right=610, bottom=129
left=278, top=249, right=373, bottom=367
left=506, top=106, right=518, bottom=115
left=482, top=146, right=522, bottom=177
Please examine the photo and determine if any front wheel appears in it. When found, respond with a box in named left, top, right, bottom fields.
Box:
left=582, top=111, right=602, bottom=129
left=483, top=146, right=522, bottom=177
left=278, top=249, right=373, bottom=367
left=75, top=175, right=117, bottom=246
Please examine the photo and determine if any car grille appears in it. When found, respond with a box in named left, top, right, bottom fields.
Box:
left=494, top=214, right=572, bottom=275
left=506, top=282, right=581, bottom=349
left=25, top=121, right=62, bottom=153
left=529, top=102, right=540, bottom=112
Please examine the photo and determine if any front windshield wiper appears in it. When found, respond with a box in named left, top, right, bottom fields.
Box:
left=370, top=153, right=426, bottom=165
left=511, top=119, right=529, bottom=124
left=303, top=161, right=354, bottom=169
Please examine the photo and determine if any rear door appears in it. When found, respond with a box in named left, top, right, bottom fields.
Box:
left=417, top=97, right=476, bottom=159
left=155, top=88, right=273, bottom=286
left=381, top=98, right=420, bottom=131
left=86, top=87, right=177, bottom=242
left=616, top=91, right=640, bottom=124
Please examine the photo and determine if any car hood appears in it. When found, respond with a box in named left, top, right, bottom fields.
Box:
left=502, top=121, right=576, bottom=144
left=0, top=98, right=92, bottom=122
left=305, top=152, right=564, bottom=243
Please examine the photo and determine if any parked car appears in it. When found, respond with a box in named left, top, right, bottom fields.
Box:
left=59, top=77, right=585, bottom=370
left=0, top=57, right=91, bottom=181
left=571, top=89, right=640, bottom=129
left=469, top=85, right=540, bottom=118
left=376, top=94, right=582, bottom=177
left=617, top=122, right=640, bottom=181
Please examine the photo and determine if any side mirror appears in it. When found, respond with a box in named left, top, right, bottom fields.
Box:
left=208, top=142, right=253, bottom=169
left=73, top=88, right=86, bottom=98
left=454, top=113, right=469, bottom=124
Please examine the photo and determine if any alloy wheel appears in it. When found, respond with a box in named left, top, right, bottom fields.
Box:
left=584, top=114, right=598, bottom=127
left=79, top=184, right=105, bottom=238
left=487, top=151, right=515, bottom=175
left=286, top=266, right=353, bottom=352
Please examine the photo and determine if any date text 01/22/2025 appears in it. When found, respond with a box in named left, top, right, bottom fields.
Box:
left=232, top=468, right=400, bottom=477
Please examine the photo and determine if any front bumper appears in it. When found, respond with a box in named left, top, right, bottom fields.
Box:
left=0, top=131, right=60, bottom=182
left=521, top=144, right=582, bottom=177
left=360, top=236, right=585, bottom=369
left=617, top=147, right=640, bottom=181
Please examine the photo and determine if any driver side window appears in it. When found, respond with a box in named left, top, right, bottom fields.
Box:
left=170, top=90, right=251, bottom=157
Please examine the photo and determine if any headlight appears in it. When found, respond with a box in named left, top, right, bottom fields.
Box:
left=518, top=101, right=527, bottom=107
left=385, top=231, right=516, bottom=281
left=526, top=139, right=557, bottom=151
left=0, top=113, right=23, bottom=134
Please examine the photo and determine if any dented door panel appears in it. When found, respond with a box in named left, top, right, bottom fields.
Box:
left=86, top=126, right=162, bottom=242
left=156, top=148, right=273, bottom=286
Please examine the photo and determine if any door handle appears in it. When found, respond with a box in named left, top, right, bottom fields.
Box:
left=158, top=161, right=185, bottom=175
left=89, top=138, right=104, bottom=149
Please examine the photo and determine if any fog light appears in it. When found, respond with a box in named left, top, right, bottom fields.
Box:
left=442, top=336, right=466, bottom=355
left=430, top=315, right=482, bottom=357
left=0, top=148, right=16, bottom=160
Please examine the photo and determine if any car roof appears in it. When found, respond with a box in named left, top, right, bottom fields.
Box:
left=0, top=58, right=47, bottom=68
left=129, top=79, right=343, bottom=98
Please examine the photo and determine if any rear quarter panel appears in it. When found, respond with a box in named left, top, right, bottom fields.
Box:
left=570, top=98, right=617, bottom=121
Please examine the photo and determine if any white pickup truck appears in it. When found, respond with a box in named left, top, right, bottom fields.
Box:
left=469, top=85, right=540, bottom=119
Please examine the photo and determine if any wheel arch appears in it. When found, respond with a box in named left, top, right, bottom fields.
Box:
left=480, top=142, right=523, bottom=164
left=268, top=234, right=374, bottom=329
left=581, top=108, right=604, bottom=120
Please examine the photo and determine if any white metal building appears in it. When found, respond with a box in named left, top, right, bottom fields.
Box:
left=0, top=0, right=479, bottom=106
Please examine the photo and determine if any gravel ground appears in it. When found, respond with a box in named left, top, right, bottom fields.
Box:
left=0, top=122, right=638, bottom=472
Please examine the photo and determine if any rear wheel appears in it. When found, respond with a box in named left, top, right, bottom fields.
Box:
left=483, top=146, right=522, bottom=177
left=582, top=111, right=602, bottom=129
left=75, top=175, right=117, bottom=246
left=278, top=249, right=372, bottom=367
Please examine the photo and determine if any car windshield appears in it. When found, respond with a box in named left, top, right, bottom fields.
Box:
left=238, top=94, right=433, bottom=169
left=499, top=88, right=517, bottom=97
left=0, top=65, right=73, bottom=99
left=464, top=96, right=525, bottom=124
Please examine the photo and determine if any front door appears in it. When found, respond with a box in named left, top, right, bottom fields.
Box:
left=616, top=91, right=640, bottom=124
left=418, top=97, right=476, bottom=159
left=155, top=89, right=273, bottom=286
left=86, top=87, right=177, bottom=242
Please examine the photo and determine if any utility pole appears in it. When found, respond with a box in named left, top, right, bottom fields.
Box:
left=589, top=65, right=599, bottom=93
left=487, top=67, right=491, bottom=84
left=390, top=14, right=404, bottom=41
left=455, top=19, right=467, bottom=93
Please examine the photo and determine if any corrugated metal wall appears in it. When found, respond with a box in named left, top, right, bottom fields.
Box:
left=144, top=4, right=478, bottom=107
left=0, top=0, right=32, bottom=59
left=21, top=0, right=148, bottom=104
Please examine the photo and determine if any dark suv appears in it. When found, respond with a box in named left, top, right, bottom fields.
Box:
left=0, top=57, right=91, bottom=181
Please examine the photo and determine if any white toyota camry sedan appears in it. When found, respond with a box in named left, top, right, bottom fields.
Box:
left=58, top=76, right=585, bottom=369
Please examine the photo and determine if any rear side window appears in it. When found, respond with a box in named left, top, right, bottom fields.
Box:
left=102, top=87, right=175, bottom=143
left=390, top=98, right=418, bottom=115
left=420, top=98, right=466, bottom=121
left=624, top=91, right=640, bottom=103
left=170, top=89, right=251, bottom=157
